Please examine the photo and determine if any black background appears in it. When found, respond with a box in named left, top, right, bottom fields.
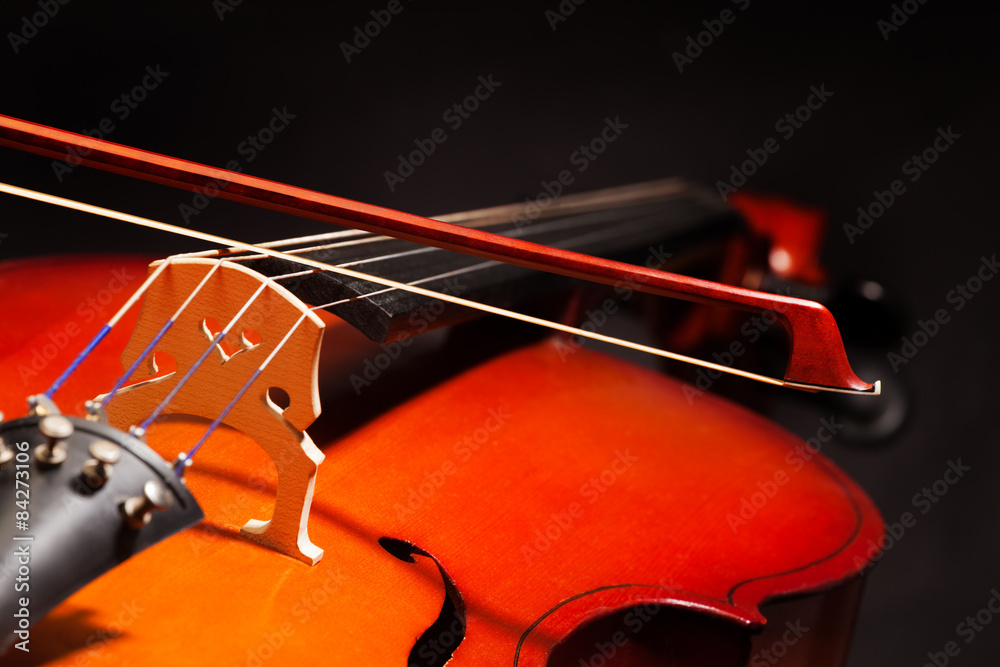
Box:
left=0, top=1, right=997, bottom=665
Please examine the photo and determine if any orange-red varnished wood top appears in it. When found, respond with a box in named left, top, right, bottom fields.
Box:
left=0, top=256, right=884, bottom=666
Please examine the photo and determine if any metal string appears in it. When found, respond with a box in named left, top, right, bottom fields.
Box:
left=43, top=257, right=177, bottom=398
left=99, top=260, right=224, bottom=407
left=45, top=207, right=657, bottom=402
left=175, top=259, right=506, bottom=473
left=207, top=206, right=664, bottom=276
left=0, top=181, right=877, bottom=401
left=132, top=268, right=316, bottom=435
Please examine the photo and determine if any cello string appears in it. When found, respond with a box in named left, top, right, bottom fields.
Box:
left=104, top=241, right=494, bottom=410
left=173, top=200, right=702, bottom=466
left=0, top=180, right=863, bottom=394
left=175, top=209, right=475, bottom=259
left=177, top=261, right=498, bottom=473
left=173, top=210, right=674, bottom=338
left=174, top=192, right=606, bottom=259
left=70, top=206, right=646, bottom=409
left=210, top=205, right=663, bottom=273
left=0, top=180, right=793, bottom=391
left=43, top=256, right=177, bottom=399
left=168, top=177, right=694, bottom=261
left=236, top=228, right=372, bottom=248
left=251, top=211, right=621, bottom=258
left=176, top=311, right=310, bottom=472
left=133, top=267, right=317, bottom=434
left=324, top=212, right=662, bottom=277
left=99, top=259, right=225, bottom=408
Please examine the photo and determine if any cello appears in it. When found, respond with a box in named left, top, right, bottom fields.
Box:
left=0, top=114, right=883, bottom=666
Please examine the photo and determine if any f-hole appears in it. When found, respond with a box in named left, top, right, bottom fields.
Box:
left=379, top=537, right=466, bottom=667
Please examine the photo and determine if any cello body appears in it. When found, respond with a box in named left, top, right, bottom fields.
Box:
left=0, top=253, right=883, bottom=666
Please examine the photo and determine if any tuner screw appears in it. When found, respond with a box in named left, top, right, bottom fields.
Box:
left=81, top=440, right=122, bottom=489
left=121, top=480, right=173, bottom=530
left=35, top=415, right=73, bottom=467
